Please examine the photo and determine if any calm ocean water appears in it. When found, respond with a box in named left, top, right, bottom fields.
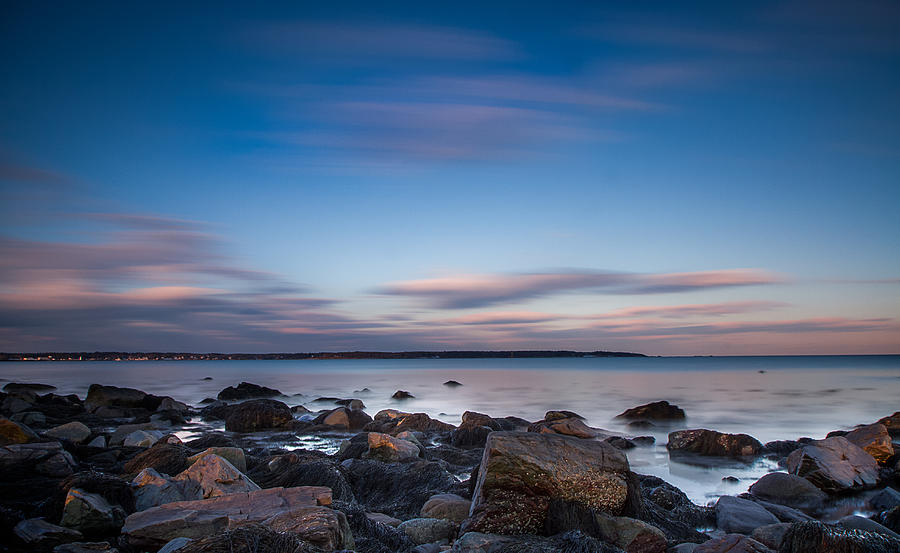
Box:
left=2, top=355, right=898, bottom=507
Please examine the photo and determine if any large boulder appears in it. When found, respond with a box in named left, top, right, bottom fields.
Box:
left=216, top=382, right=282, bottom=401
left=341, top=458, right=461, bottom=519
left=44, top=422, right=92, bottom=444
left=747, top=472, right=827, bottom=512
left=778, top=520, right=900, bottom=553
left=173, top=454, right=260, bottom=500
left=714, top=496, right=779, bottom=534
left=463, top=431, right=640, bottom=535
left=186, top=447, right=246, bottom=473
left=364, top=432, right=421, bottom=463
left=786, top=436, right=879, bottom=493
left=844, top=423, right=894, bottom=464
left=132, top=468, right=188, bottom=512
left=122, top=486, right=333, bottom=547
left=667, top=429, right=762, bottom=457
left=223, top=399, right=292, bottom=432
left=263, top=506, right=354, bottom=550
left=616, top=400, right=686, bottom=420
left=60, top=488, right=126, bottom=536
left=0, top=418, right=37, bottom=445
left=365, top=411, right=455, bottom=436
left=421, top=493, right=472, bottom=523
left=314, top=407, right=373, bottom=431
left=0, top=441, right=77, bottom=477
left=451, top=411, right=501, bottom=448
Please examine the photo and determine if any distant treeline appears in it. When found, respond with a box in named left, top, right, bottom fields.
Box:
left=0, top=350, right=645, bottom=361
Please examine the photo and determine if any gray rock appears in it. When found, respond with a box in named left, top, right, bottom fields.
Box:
left=398, top=517, right=458, bottom=545
left=10, top=411, right=46, bottom=426
left=715, top=495, right=779, bottom=534
left=45, top=421, right=92, bottom=443
left=750, top=523, right=791, bottom=549
left=694, top=534, right=773, bottom=552
left=671, top=544, right=698, bottom=553
left=53, top=542, right=119, bottom=553
left=870, top=487, right=900, bottom=510
left=421, top=493, right=471, bottom=523
left=157, top=537, right=192, bottom=553
left=132, top=468, right=187, bottom=511
left=786, top=436, right=880, bottom=493
left=123, top=430, right=163, bottom=448
left=748, top=472, right=826, bottom=512
left=838, top=515, right=900, bottom=540
left=14, top=517, right=83, bottom=547
left=109, top=423, right=159, bottom=446
left=87, top=436, right=106, bottom=448
left=365, top=512, right=402, bottom=527
left=0, top=441, right=77, bottom=477
left=60, top=488, right=126, bottom=535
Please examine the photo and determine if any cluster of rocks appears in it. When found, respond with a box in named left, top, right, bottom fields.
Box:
left=2, top=380, right=899, bottom=553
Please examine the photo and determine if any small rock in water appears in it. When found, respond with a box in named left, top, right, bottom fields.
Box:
left=722, top=476, right=739, bottom=483
left=443, top=380, right=462, bottom=387
left=216, top=381, right=282, bottom=401
left=202, top=377, right=212, bottom=380
left=616, top=400, right=686, bottom=420
left=392, top=390, right=414, bottom=400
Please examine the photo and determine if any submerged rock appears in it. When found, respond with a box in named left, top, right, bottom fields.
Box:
left=786, top=436, right=879, bottom=493
left=667, top=429, right=763, bottom=458
left=463, top=431, right=640, bottom=535
left=616, top=400, right=686, bottom=420
left=392, top=390, right=415, bottom=400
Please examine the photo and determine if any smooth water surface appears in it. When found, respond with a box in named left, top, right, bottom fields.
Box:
left=2, top=355, right=898, bottom=505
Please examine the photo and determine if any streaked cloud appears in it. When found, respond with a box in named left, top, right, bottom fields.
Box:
left=376, top=269, right=782, bottom=309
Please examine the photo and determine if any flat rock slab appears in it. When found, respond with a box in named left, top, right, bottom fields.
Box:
left=714, top=496, right=779, bottom=534
left=464, top=431, right=637, bottom=535
left=123, top=486, right=332, bottom=546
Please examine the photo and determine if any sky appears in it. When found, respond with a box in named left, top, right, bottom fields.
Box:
left=1, top=1, right=899, bottom=355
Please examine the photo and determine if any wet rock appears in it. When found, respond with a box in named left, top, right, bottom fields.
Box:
left=14, top=517, right=83, bottom=547
left=421, top=493, right=471, bottom=523
left=365, top=411, right=455, bottom=436
left=216, top=382, right=282, bottom=401
left=451, top=412, right=500, bottom=448
left=223, top=399, right=292, bottom=432
left=53, top=542, right=119, bottom=553
left=693, top=534, right=773, bottom=553
left=398, top=517, right=457, bottom=545
left=464, top=431, right=639, bottom=535
left=527, top=415, right=605, bottom=439
left=123, top=442, right=190, bottom=476
left=0, top=418, right=37, bottom=445
left=157, top=397, right=189, bottom=413
left=545, top=410, right=584, bottom=421
left=186, top=447, right=246, bottom=472
left=874, top=506, right=900, bottom=534
left=132, top=468, right=187, bottom=511
left=184, top=432, right=236, bottom=450
left=444, top=381, right=463, bottom=387
left=252, top=456, right=354, bottom=502
left=366, top=512, right=402, bottom=527
left=871, top=487, right=900, bottom=510
left=667, top=429, right=763, bottom=458
left=546, top=508, right=667, bottom=553
left=45, top=422, right=92, bottom=444
left=315, top=406, right=373, bottom=431
left=637, top=474, right=712, bottom=543
left=742, top=497, right=814, bottom=524
left=392, top=390, right=414, bottom=400
left=786, top=436, right=879, bottom=493
left=4, top=382, right=56, bottom=394
left=750, top=522, right=790, bottom=549
left=60, top=488, right=126, bottom=536
left=714, top=496, right=779, bottom=534
left=2, top=395, right=34, bottom=414
left=11, top=410, right=46, bottom=426
left=123, top=430, right=163, bottom=448
left=84, top=384, right=162, bottom=415
left=616, top=400, right=686, bottom=420
left=174, top=454, right=260, bottom=500
left=779, top=520, right=900, bottom=553
left=157, top=536, right=191, bottom=553
left=173, top=524, right=322, bottom=553
left=747, top=472, right=826, bottom=512
left=109, top=423, right=160, bottom=446
left=86, top=436, right=106, bottom=448
left=845, top=423, right=894, bottom=464
left=263, top=506, right=354, bottom=550
left=341, top=458, right=460, bottom=519
left=0, top=442, right=77, bottom=477
left=122, top=486, right=332, bottom=547
left=605, top=436, right=637, bottom=450
left=877, top=412, right=900, bottom=437
left=366, top=432, right=421, bottom=462
left=763, top=440, right=801, bottom=458
left=838, top=514, right=900, bottom=540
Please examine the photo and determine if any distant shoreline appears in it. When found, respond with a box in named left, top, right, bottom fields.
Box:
left=0, top=350, right=646, bottom=362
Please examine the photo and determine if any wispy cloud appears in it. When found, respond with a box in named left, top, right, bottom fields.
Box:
left=243, top=21, right=522, bottom=61
left=376, top=269, right=782, bottom=309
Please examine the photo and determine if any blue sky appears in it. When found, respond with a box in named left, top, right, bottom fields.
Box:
left=1, top=1, right=898, bottom=354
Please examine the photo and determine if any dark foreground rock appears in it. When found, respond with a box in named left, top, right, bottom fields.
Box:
left=778, top=520, right=900, bottom=553
left=224, top=399, right=293, bottom=432
left=785, top=436, right=879, bottom=493
left=694, top=534, right=773, bottom=553
left=341, top=458, right=461, bottom=519
left=748, top=472, right=827, bottom=512
left=667, top=429, right=763, bottom=458
left=174, top=524, right=321, bottom=553
left=463, top=431, right=640, bottom=535
left=451, top=530, right=624, bottom=553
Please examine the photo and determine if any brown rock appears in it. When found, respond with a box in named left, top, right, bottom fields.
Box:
left=667, top=429, right=762, bottom=457
left=786, top=436, right=879, bottom=493
left=223, top=399, right=292, bottom=432
left=694, top=534, right=773, bottom=553
left=464, top=431, right=639, bottom=535
left=844, top=423, right=894, bottom=464
left=616, top=400, right=686, bottom=420
left=0, top=418, right=37, bottom=445
left=421, top=493, right=471, bottom=523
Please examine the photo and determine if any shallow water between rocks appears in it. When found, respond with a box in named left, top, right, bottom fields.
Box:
left=2, top=355, right=898, bottom=512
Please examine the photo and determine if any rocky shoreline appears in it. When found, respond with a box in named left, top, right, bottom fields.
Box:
left=0, top=380, right=898, bottom=553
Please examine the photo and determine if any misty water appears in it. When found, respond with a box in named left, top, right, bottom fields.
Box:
left=2, top=355, right=898, bottom=510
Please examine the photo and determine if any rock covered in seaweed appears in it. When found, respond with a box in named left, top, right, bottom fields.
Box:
left=667, top=429, right=763, bottom=458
